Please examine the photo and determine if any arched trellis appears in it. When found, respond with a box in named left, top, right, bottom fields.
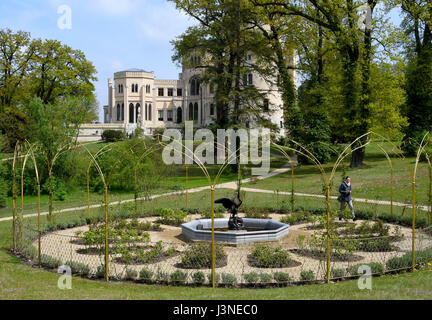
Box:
left=25, top=142, right=42, bottom=267
left=126, top=139, right=166, bottom=215
left=85, top=144, right=111, bottom=218
left=156, top=133, right=252, bottom=288
left=9, top=129, right=432, bottom=285
left=272, top=132, right=374, bottom=283
left=81, top=144, right=126, bottom=282
left=272, top=131, right=431, bottom=280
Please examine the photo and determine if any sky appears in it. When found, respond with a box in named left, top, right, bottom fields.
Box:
left=0, top=1, right=403, bottom=122
left=0, top=0, right=196, bottom=121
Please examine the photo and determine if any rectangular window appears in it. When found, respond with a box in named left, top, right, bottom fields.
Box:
left=248, top=74, right=253, bottom=85
left=158, top=110, right=164, bottom=121
left=210, top=104, right=215, bottom=116
left=158, top=88, right=164, bottom=96
left=167, top=110, right=173, bottom=121
left=168, top=88, right=174, bottom=97
left=177, top=88, right=182, bottom=96
left=264, top=99, right=269, bottom=112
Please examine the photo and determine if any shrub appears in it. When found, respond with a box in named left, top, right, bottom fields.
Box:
left=280, top=211, right=312, bottom=225
left=250, top=244, right=291, bottom=268
left=139, top=268, right=154, bottom=283
left=170, top=270, right=188, bottom=285
left=273, top=272, right=291, bottom=285
left=101, top=130, right=126, bottom=142
left=181, top=242, right=226, bottom=268
left=244, top=272, right=260, bottom=284
left=221, top=273, right=237, bottom=286
left=40, top=254, right=61, bottom=269
left=20, top=244, right=38, bottom=260
left=191, top=271, right=206, bottom=285
left=386, top=248, right=432, bottom=271
left=207, top=273, right=221, bottom=285
left=155, top=208, right=188, bottom=226
left=300, top=270, right=315, bottom=281
left=201, top=210, right=224, bottom=219
left=244, top=207, right=270, bottom=219
left=125, top=268, right=138, bottom=281
left=156, top=269, right=169, bottom=283
left=331, top=268, right=345, bottom=279
left=65, top=261, right=90, bottom=276
left=259, top=273, right=273, bottom=284
left=357, top=237, right=395, bottom=252
left=96, top=265, right=106, bottom=279
left=135, top=241, right=173, bottom=264
left=0, top=177, right=7, bottom=208
left=347, top=262, right=385, bottom=276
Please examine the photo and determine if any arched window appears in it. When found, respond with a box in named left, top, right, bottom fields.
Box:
left=248, top=74, right=253, bottom=85
left=194, top=103, right=199, bottom=121
left=121, top=103, right=125, bottom=121
left=190, top=77, right=200, bottom=96
left=177, top=107, right=182, bottom=123
left=129, top=103, right=134, bottom=123
left=136, top=103, right=141, bottom=123
left=189, top=103, right=193, bottom=120
left=148, top=104, right=152, bottom=121
left=117, top=104, right=120, bottom=121
left=145, top=104, right=148, bottom=121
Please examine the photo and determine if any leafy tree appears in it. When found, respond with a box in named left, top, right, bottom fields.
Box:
left=0, top=29, right=35, bottom=110
left=25, top=96, right=95, bottom=222
left=0, top=29, right=98, bottom=146
left=396, top=0, right=432, bottom=154
left=28, top=39, right=97, bottom=105
left=0, top=107, right=31, bottom=152
left=170, top=0, right=278, bottom=131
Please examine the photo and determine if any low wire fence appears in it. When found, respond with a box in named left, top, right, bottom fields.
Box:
left=14, top=209, right=432, bottom=287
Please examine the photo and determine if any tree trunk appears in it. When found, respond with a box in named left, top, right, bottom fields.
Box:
left=350, top=147, right=365, bottom=168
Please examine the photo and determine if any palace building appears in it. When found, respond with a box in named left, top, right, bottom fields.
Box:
left=79, top=54, right=297, bottom=141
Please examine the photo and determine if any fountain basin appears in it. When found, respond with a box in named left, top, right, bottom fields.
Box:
left=181, top=218, right=289, bottom=244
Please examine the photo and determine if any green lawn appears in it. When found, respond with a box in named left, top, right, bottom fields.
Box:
left=1, top=214, right=432, bottom=299
left=2, top=141, right=432, bottom=299
left=246, top=141, right=432, bottom=206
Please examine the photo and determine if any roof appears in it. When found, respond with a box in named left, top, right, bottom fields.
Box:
left=118, top=68, right=150, bottom=73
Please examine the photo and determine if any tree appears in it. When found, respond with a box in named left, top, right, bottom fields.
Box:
left=170, top=0, right=278, bottom=131
left=0, top=29, right=35, bottom=110
left=25, top=96, right=95, bottom=223
left=397, top=0, right=432, bottom=154
left=0, top=29, right=98, bottom=147
left=28, top=39, right=97, bottom=105
left=255, top=0, right=402, bottom=166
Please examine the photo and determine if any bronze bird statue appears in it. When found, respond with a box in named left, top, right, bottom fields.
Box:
left=214, top=196, right=244, bottom=230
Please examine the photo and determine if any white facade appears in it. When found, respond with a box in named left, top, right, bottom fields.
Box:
left=102, top=58, right=297, bottom=135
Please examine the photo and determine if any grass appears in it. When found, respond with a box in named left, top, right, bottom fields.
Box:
left=1, top=187, right=432, bottom=299
left=0, top=154, right=287, bottom=219
left=1, top=140, right=432, bottom=299
left=1, top=219, right=432, bottom=299
left=245, top=141, right=432, bottom=207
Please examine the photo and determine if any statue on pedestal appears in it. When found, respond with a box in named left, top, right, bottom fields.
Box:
left=214, top=196, right=244, bottom=230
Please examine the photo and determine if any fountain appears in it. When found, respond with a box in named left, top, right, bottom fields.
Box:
left=181, top=196, right=289, bottom=244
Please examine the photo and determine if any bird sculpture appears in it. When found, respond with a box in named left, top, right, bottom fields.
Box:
left=214, top=196, right=244, bottom=230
